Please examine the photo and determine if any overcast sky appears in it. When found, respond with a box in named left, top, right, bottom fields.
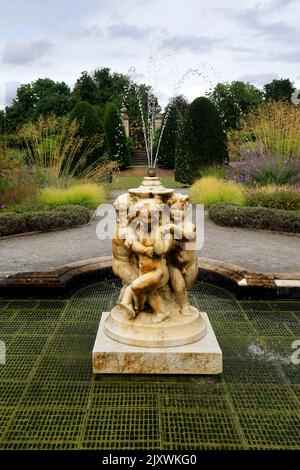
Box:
left=1, top=0, right=300, bottom=108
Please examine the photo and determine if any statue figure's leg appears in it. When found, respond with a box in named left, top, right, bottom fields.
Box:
left=131, top=268, right=163, bottom=315
left=131, top=268, right=163, bottom=295
left=132, top=291, right=147, bottom=312
left=119, top=285, right=136, bottom=318
left=169, top=264, right=192, bottom=316
left=117, top=284, right=127, bottom=304
left=183, top=259, right=198, bottom=288
left=148, top=292, right=169, bottom=323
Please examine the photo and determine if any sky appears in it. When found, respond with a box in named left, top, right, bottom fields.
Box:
left=0, top=0, right=300, bottom=108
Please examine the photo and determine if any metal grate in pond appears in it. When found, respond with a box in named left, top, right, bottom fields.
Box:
left=0, top=279, right=299, bottom=450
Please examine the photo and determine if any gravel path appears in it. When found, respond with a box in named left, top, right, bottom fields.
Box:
left=0, top=191, right=299, bottom=274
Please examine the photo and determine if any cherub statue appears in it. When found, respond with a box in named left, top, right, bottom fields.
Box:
left=164, top=193, right=198, bottom=316
left=112, top=193, right=139, bottom=304
left=120, top=198, right=173, bottom=322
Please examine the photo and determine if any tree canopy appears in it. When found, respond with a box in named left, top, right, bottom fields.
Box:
left=5, top=78, right=74, bottom=131
left=264, top=78, right=296, bottom=103
left=3, top=68, right=153, bottom=150
left=207, top=81, right=264, bottom=130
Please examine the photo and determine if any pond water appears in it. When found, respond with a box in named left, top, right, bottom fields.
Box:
left=0, top=280, right=300, bottom=449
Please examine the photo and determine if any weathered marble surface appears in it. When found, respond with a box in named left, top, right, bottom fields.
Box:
left=93, top=312, right=222, bottom=375
left=108, top=176, right=203, bottom=348
left=104, top=304, right=207, bottom=347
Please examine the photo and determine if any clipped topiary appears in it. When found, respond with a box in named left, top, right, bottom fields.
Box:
left=175, top=97, right=228, bottom=185
left=246, top=189, right=300, bottom=211
left=209, top=203, right=300, bottom=233
left=104, top=103, right=131, bottom=169
left=0, top=205, right=92, bottom=237
left=157, top=104, right=181, bottom=169
left=69, top=101, right=105, bottom=173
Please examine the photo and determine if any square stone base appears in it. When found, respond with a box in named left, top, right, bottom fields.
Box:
left=93, top=312, right=222, bottom=374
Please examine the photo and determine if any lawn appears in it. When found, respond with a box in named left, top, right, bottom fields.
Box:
left=110, top=174, right=184, bottom=190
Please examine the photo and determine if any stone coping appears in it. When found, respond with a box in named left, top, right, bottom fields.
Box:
left=0, top=256, right=299, bottom=299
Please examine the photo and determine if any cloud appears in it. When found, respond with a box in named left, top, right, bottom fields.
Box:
left=269, top=0, right=297, bottom=7
left=239, top=72, right=279, bottom=87
left=107, top=22, right=152, bottom=40
left=221, top=5, right=300, bottom=44
left=4, top=81, right=20, bottom=105
left=67, top=24, right=103, bottom=38
left=160, top=34, right=218, bottom=55
left=2, top=39, right=52, bottom=65
left=271, top=50, right=300, bottom=63
left=0, top=80, right=20, bottom=108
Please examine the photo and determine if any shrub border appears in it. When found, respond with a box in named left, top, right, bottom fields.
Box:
left=0, top=207, right=95, bottom=239
left=209, top=203, right=300, bottom=234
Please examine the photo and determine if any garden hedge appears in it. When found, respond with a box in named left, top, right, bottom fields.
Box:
left=157, top=104, right=181, bottom=169
left=175, top=96, right=228, bottom=184
left=0, top=205, right=92, bottom=237
left=104, top=102, right=131, bottom=169
left=69, top=100, right=105, bottom=171
left=246, top=190, right=300, bottom=211
left=209, top=203, right=300, bottom=233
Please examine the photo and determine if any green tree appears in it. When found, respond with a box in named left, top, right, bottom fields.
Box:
left=5, top=78, right=73, bottom=131
left=93, top=68, right=130, bottom=108
left=156, top=103, right=181, bottom=169
left=125, top=84, right=157, bottom=149
left=104, top=103, right=131, bottom=169
left=5, top=83, right=35, bottom=130
left=69, top=101, right=105, bottom=172
left=89, top=69, right=156, bottom=149
left=33, top=79, right=75, bottom=118
left=73, top=71, right=97, bottom=104
left=264, top=78, right=296, bottom=102
left=175, top=97, right=228, bottom=184
left=171, top=95, right=189, bottom=114
left=207, top=81, right=263, bottom=130
left=0, top=110, right=5, bottom=134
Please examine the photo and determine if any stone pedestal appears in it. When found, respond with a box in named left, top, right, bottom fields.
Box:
left=93, top=312, right=222, bottom=374
left=104, top=304, right=207, bottom=348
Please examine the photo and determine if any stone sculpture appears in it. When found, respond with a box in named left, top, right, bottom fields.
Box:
left=104, top=174, right=207, bottom=347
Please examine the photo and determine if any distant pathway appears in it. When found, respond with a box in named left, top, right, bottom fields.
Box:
left=0, top=191, right=299, bottom=273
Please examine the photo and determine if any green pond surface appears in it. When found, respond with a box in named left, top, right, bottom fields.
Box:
left=0, top=280, right=300, bottom=450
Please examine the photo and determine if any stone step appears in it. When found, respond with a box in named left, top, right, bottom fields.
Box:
left=132, top=150, right=148, bottom=166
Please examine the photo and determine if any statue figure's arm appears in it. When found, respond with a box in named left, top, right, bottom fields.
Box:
left=153, top=231, right=173, bottom=256
left=162, top=222, right=196, bottom=241
left=125, top=236, right=154, bottom=257
left=182, top=221, right=196, bottom=241
left=124, top=224, right=154, bottom=257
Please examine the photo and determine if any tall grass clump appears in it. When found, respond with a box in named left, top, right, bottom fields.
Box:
left=200, top=164, right=228, bottom=179
left=19, top=114, right=117, bottom=183
left=189, top=176, right=246, bottom=207
left=39, top=183, right=106, bottom=209
left=228, top=101, right=300, bottom=185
